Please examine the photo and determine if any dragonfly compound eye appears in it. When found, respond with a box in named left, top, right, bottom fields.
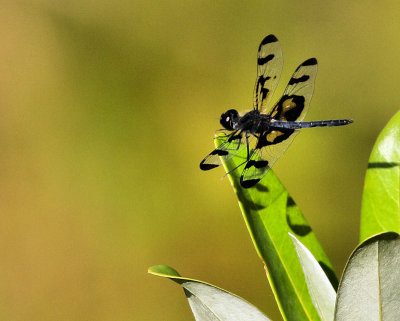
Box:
left=220, top=109, right=239, bottom=130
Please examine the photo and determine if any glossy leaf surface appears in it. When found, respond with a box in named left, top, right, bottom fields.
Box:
left=360, top=111, right=400, bottom=242
left=148, top=265, right=271, bottom=321
left=335, top=232, right=400, bottom=321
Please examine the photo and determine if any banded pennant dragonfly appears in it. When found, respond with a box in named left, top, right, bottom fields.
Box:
left=200, top=34, right=353, bottom=188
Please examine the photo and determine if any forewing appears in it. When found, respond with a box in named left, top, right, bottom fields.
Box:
left=240, top=129, right=299, bottom=188
left=253, top=35, right=283, bottom=112
left=200, top=132, right=247, bottom=170
left=270, top=58, right=318, bottom=122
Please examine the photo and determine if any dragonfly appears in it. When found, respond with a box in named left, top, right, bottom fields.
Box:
left=200, top=34, right=353, bottom=188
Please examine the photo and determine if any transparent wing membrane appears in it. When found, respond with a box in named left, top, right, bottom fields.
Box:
left=200, top=132, right=248, bottom=171
left=270, top=58, right=318, bottom=122
left=253, top=35, right=283, bottom=112
left=240, top=130, right=299, bottom=188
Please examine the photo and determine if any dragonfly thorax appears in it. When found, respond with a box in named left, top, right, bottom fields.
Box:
left=238, top=110, right=270, bottom=134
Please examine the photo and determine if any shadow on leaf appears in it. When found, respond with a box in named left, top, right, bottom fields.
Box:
left=367, top=162, right=399, bottom=169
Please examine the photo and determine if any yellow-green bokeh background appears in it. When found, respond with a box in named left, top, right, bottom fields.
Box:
left=1, top=1, right=399, bottom=320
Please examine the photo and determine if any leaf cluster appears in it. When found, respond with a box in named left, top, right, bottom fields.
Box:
left=149, top=111, right=400, bottom=320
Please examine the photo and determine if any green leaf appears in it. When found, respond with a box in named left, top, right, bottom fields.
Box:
left=217, top=137, right=337, bottom=321
left=148, top=265, right=272, bottom=321
left=360, top=111, right=400, bottom=242
left=335, top=232, right=400, bottom=320
left=290, top=234, right=336, bottom=321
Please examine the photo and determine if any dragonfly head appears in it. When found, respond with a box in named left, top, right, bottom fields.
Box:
left=220, top=109, right=239, bottom=130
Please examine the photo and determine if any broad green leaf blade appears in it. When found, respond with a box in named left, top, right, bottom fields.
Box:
left=289, top=233, right=336, bottom=321
left=335, top=232, right=400, bottom=321
left=148, top=265, right=272, bottom=321
left=360, top=111, right=400, bottom=242
left=217, top=137, right=337, bottom=321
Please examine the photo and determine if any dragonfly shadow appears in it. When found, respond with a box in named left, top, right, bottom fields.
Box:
left=235, top=182, right=269, bottom=210
left=286, top=197, right=311, bottom=237
left=254, top=183, right=269, bottom=193
left=368, top=162, right=400, bottom=169
left=318, top=261, right=339, bottom=290
left=286, top=196, right=339, bottom=288
left=236, top=191, right=266, bottom=211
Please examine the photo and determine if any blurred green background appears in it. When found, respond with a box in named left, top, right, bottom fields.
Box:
left=0, top=1, right=399, bottom=320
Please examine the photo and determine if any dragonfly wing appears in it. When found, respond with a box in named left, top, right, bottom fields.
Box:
left=253, top=35, right=283, bottom=112
left=270, top=58, right=318, bottom=122
left=240, top=129, right=299, bottom=188
left=241, top=57, right=318, bottom=188
left=200, top=132, right=248, bottom=170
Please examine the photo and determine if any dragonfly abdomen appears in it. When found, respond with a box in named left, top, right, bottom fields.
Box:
left=270, top=119, right=353, bottom=129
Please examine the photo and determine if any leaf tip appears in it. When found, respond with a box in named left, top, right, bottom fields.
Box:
left=148, top=265, right=181, bottom=277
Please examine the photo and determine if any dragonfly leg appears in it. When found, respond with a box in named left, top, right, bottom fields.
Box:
left=234, top=131, right=243, bottom=151
left=246, top=134, right=251, bottom=161
left=221, top=132, right=250, bottom=178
